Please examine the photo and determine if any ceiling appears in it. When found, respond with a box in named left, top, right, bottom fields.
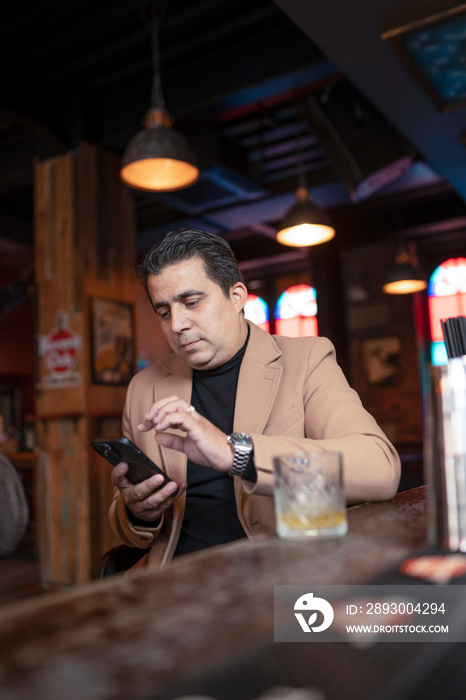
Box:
left=1, top=0, right=466, bottom=281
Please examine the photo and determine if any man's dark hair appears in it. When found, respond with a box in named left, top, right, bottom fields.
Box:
left=136, top=228, right=244, bottom=300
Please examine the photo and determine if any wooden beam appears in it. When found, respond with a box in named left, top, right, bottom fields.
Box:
left=34, top=143, right=136, bottom=586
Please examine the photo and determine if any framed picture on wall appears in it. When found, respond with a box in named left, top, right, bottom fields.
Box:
left=363, top=337, right=402, bottom=386
left=90, top=299, right=134, bottom=385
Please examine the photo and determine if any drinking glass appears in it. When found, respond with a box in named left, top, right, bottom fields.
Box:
left=273, top=451, right=347, bottom=540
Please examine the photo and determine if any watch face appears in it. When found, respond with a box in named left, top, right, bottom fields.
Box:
left=228, top=433, right=252, bottom=447
left=234, top=432, right=252, bottom=444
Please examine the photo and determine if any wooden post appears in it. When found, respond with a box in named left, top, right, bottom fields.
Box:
left=34, top=143, right=136, bottom=586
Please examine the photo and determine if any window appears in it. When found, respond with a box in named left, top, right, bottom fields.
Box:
left=244, top=294, right=270, bottom=333
left=275, top=284, right=318, bottom=338
left=428, top=257, right=466, bottom=366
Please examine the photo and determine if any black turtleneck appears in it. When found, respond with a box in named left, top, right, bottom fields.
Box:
left=173, top=330, right=250, bottom=557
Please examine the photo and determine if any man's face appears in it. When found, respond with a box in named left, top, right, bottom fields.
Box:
left=147, top=257, right=248, bottom=370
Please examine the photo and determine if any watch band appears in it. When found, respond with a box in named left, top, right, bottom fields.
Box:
left=227, top=432, right=253, bottom=477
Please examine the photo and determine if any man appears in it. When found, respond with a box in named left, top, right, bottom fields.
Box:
left=109, top=228, right=400, bottom=568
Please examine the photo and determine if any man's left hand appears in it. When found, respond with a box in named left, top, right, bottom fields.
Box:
left=138, top=395, right=233, bottom=472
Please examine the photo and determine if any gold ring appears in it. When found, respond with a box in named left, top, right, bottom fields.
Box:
left=186, top=405, right=196, bottom=415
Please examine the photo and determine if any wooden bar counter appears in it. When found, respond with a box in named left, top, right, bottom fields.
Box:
left=1, top=487, right=455, bottom=700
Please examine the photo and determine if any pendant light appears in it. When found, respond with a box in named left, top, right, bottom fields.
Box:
left=120, top=1, right=199, bottom=192
left=276, top=104, right=335, bottom=247
left=276, top=186, right=336, bottom=247
left=382, top=243, right=427, bottom=295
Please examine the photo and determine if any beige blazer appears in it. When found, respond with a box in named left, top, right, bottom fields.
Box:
left=109, top=321, right=401, bottom=568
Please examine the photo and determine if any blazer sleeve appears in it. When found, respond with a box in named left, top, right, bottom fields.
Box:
left=108, top=374, right=165, bottom=548
left=244, top=338, right=401, bottom=504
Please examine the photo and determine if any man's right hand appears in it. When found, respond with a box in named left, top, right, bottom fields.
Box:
left=111, top=462, right=187, bottom=522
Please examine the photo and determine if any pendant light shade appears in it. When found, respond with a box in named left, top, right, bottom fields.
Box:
left=276, top=188, right=335, bottom=247
left=382, top=244, right=427, bottom=295
left=120, top=1, right=199, bottom=192
left=121, top=107, right=199, bottom=192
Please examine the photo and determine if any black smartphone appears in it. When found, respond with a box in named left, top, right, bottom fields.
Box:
left=91, top=436, right=175, bottom=489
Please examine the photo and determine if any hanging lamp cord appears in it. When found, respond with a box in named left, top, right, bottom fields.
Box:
left=142, top=0, right=167, bottom=111
left=296, top=97, right=310, bottom=195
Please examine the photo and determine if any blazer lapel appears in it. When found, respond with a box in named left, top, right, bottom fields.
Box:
left=154, top=355, right=192, bottom=484
left=234, top=322, right=283, bottom=434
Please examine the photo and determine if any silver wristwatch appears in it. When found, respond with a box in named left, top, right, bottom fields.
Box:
left=227, top=432, right=254, bottom=477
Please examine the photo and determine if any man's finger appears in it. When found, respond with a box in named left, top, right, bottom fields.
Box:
left=138, top=419, right=157, bottom=432
left=110, top=462, right=132, bottom=487
left=154, top=431, right=186, bottom=452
